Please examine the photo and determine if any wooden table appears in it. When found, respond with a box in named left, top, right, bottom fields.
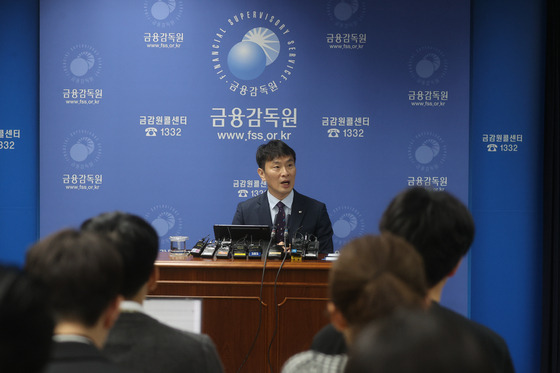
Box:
left=149, top=252, right=333, bottom=373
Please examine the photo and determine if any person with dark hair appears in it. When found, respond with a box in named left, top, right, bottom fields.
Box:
left=81, top=211, right=224, bottom=373
left=81, top=212, right=159, bottom=300
left=24, top=228, right=128, bottom=373
left=281, top=233, right=428, bottom=373
left=232, top=139, right=334, bottom=253
left=344, top=308, right=493, bottom=373
left=0, top=264, right=54, bottom=373
left=379, top=186, right=475, bottom=290
left=311, top=187, right=515, bottom=373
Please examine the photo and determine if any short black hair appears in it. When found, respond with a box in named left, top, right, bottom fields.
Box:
left=345, top=308, right=492, bottom=373
left=256, top=140, right=296, bottom=169
left=0, top=265, right=54, bottom=373
left=25, top=229, right=122, bottom=327
left=81, top=211, right=159, bottom=299
left=379, top=187, right=475, bottom=287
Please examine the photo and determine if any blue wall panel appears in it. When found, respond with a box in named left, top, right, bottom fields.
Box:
left=469, top=0, right=545, bottom=371
left=0, top=0, right=39, bottom=266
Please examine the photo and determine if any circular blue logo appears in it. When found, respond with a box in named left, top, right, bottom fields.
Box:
left=62, top=45, right=102, bottom=84
left=62, top=130, right=102, bottom=170
left=326, top=0, right=367, bottom=28
left=408, top=46, right=448, bottom=86
left=211, top=12, right=296, bottom=96
left=407, top=131, right=448, bottom=172
left=144, top=0, right=183, bottom=28
left=330, top=206, right=365, bottom=250
left=227, top=27, right=281, bottom=81
left=228, top=41, right=267, bottom=80
left=144, top=204, right=184, bottom=250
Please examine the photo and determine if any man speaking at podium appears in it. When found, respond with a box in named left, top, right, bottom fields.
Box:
left=232, top=140, right=334, bottom=253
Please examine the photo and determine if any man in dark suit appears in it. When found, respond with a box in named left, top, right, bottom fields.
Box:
left=311, top=187, right=515, bottom=373
left=232, top=140, right=334, bottom=253
left=25, top=229, right=130, bottom=373
left=81, top=211, right=224, bottom=373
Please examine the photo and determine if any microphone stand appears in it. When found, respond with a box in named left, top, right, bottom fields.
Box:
left=237, top=211, right=278, bottom=373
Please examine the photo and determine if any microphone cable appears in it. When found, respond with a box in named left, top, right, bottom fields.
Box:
left=267, top=225, right=290, bottom=373
left=236, top=216, right=278, bottom=373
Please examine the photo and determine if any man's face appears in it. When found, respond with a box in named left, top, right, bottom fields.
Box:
left=258, top=156, right=296, bottom=200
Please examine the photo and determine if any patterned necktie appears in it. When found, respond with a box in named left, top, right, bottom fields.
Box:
left=276, top=201, right=286, bottom=243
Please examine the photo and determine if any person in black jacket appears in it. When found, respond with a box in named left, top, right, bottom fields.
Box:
left=345, top=308, right=493, bottom=373
left=233, top=140, right=334, bottom=253
left=81, top=211, right=224, bottom=373
left=311, top=187, right=515, bottom=373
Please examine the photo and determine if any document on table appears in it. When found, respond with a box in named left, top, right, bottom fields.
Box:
left=144, top=297, right=202, bottom=333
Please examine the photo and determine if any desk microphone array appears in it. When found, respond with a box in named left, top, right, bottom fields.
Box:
left=186, top=214, right=320, bottom=260
left=187, top=234, right=319, bottom=260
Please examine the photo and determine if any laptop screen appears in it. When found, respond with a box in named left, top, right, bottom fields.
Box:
left=213, top=224, right=271, bottom=243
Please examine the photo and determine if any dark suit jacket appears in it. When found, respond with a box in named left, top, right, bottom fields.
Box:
left=232, top=190, right=334, bottom=253
left=103, top=311, right=224, bottom=373
left=45, top=341, right=132, bottom=373
left=311, top=303, right=515, bottom=373
left=430, top=302, right=515, bottom=373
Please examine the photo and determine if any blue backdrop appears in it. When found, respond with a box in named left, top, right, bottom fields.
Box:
left=39, top=0, right=471, bottom=314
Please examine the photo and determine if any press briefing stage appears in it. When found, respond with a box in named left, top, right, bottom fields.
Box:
left=149, top=252, right=332, bottom=373
left=1, top=1, right=545, bottom=372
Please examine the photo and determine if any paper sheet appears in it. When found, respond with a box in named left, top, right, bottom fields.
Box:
left=144, top=297, right=202, bottom=334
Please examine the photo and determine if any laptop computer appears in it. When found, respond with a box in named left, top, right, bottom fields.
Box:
left=213, top=224, right=271, bottom=243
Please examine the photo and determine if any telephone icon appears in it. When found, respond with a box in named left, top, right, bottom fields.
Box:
left=145, top=127, right=157, bottom=137
left=328, top=128, right=340, bottom=138
left=487, top=144, right=497, bottom=152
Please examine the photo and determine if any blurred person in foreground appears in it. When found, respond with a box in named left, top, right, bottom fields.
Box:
left=0, top=264, right=54, bottom=373
left=311, top=187, right=515, bottom=373
left=281, top=233, right=428, bottom=373
left=81, top=211, right=224, bottom=373
left=344, top=308, right=493, bottom=373
left=25, top=229, right=130, bottom=373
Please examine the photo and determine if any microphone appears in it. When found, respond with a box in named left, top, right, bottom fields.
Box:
left=292, top=225, right=304, bottom=242
left=266, top=211, right=280, bottom=258
left=283, top=214, right=290, bottom=247
left=290, top=225, right=305, bottom=260
left=270, top=210, right=280, bottom=241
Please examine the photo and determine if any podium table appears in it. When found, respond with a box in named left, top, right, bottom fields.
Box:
left=149, top=253, right=332, bottom=373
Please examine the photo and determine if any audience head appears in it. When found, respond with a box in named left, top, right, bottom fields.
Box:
left=344, top=308, right=493, bottom=373
left=328, top=233, right=428, bottom=343
left=25, top=228, right=122, bottom=328
left=256, top=139, right=296, bottom=169
left=0, top=264, right=54, bottom=373
left=81, top=211, right=159, bottom=299
left=379, top=187, right=475, bottom=287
